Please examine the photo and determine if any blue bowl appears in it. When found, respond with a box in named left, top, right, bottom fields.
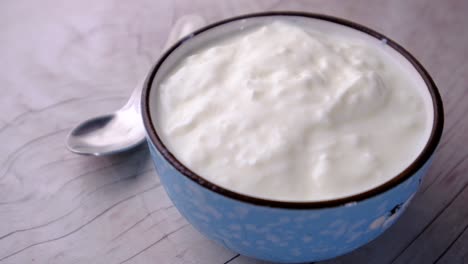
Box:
left=141, top=12, right=444, bottom=263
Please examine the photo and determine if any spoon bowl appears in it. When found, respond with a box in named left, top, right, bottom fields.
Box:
left=66, top=109, right=145, bottom=156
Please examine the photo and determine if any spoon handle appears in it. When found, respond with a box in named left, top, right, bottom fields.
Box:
left=123, top=14, right=207, bottom=112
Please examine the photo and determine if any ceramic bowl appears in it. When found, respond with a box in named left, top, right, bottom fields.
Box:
left=141, top=12, right=444, bottom=263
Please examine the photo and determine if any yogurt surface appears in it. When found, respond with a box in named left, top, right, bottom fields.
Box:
left=154, top=20, right=433, bottom=201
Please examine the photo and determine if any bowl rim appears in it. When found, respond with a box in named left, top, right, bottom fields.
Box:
left=141, top=11, right=444, bottom=209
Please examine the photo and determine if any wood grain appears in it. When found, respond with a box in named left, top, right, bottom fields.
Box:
left=1, top=0, right=467, bottom=263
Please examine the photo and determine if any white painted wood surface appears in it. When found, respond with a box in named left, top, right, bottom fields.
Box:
left=1, top=0, right=467, bottom=263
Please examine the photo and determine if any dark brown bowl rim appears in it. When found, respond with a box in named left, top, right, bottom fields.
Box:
left=142, top=11, right=444, bottom=209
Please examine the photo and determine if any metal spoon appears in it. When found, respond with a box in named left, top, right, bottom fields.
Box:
left=67, top=15, right=206, bottom=156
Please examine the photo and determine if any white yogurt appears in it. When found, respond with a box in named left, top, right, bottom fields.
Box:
left=154, top=20, right=433, bottom=201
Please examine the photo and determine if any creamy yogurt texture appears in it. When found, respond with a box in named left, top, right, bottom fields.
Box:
left=154, top=20, right=433, bottom=201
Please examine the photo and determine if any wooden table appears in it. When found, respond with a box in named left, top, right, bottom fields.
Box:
left=1, top=0, right=467, bottom=263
